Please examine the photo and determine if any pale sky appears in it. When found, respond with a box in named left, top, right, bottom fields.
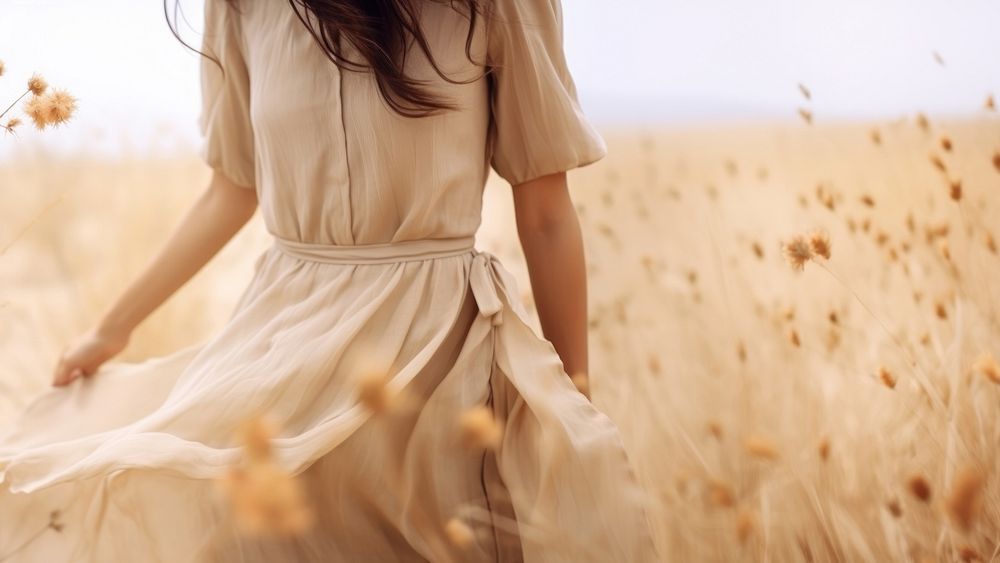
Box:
left=1, top=0, right=998, bottom=157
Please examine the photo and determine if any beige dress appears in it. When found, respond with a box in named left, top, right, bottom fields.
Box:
left=0, top=0, right=659, bottom=561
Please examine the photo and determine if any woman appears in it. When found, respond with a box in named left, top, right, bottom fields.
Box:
left=0, top=0, right=659, bottom=560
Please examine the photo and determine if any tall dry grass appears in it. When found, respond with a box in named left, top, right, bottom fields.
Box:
left=1, top=115, right=999, bottom=561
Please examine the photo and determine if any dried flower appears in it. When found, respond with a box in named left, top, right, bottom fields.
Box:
left=818, top=437, right=831, bottom=461
left=744, top=436, right=780, bottom=460
left=787, top=328, right=801, bottom=348
left=809, top=231, right=831, bottom=260
left=22, top=89, right=77, bottom=130
left=458, top=405, right=502, bottom=450
left=916, top=112, right=930, bottom=132
left=783, top=236, right=813, bottom=271
left=973, top=352, right=1000, bottom=384
left=707, top=479, right=735, bottom=507
left=877, top=366, right=896, bottom=389
left=444, top=518, right=475, bottom=549
left=798, top=83, right=811, bottom=100
left=949, top=180, right=962, bottom=201
left=870, top=128, right=882, bottom=146
left=798, top=108, right=813, bottom=125
left=356, top=369, right=396, bottom=414
left=27, top=73, right=48, bottom=96
left=3, top=117, right=21, bottom=134
left=907, top=474, right=932, bottom=502
left=929, top=153, right=946, bottom=173
left=218, top=414, right=314, bottom=538
left=940, top=135, right=953, bottom=152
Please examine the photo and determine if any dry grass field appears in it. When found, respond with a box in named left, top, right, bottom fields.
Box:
left=1, top=117, right=999, bottom=561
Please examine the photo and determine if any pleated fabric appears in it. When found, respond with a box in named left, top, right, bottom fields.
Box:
left=0, top=0, right=660, bottom=561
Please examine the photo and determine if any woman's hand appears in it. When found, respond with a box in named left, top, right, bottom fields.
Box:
left=52, top=326, right=129, bottom=387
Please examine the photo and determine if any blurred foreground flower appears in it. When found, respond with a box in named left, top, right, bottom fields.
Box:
left=0, top=64, right=77, bottom=135
left=217, top=414, right=315, bottom=537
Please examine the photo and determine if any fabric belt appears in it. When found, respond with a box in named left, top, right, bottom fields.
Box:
left=272, top=235, right=506, bottom=326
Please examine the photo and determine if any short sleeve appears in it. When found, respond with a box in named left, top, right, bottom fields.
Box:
left=486, top=0, right=607, bottom=186
left=198, top=0, right=256, bottom=189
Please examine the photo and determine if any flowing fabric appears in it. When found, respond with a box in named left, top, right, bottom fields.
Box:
left=0, top=0, right=660, bottom=561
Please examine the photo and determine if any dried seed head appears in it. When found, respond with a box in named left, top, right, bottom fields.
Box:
left=27, top=73, right=48, bottom=96
left=907, top=474, right=932, bottom=503
left=934, top=301, right=948, bottom=320
left=797, top=83, right=811, bottom=100
left=459, top=405, right=502, bottom=450
left=973, top=352, right=1000, bottom=384
left=236, top=414, right=278, bottom=463
left=929, top=153, right=947, bottom=173
left=798, top=108, right=813, bottom=124
left=992, top=152, right=1000, bottom=173
left=986, top=94, right=996, bottom=111
left=916, top=112, right=930, bottom=132
left=783, top=236, right=813, bottom=271
left=984, top=232, right=997, bottom=255
left=886, top=498, right=903, bottom=518
left=939, top=240, right=951, bottom=262
left=0, top=60, right=5, bottom=77
left=219, top=462, right=315, bottom=537
left=356, top=369, right=396, bottom=414
left=946, top=467, right=985, bottom=532
left=940, top=135, right=953, bottom=152
left=949, top=180, right=962, bottom=201
left=751, top=241, right=764, bottom=259
left=23, top=96, right=48, bottom=129
left=3, top=117, right=21, bottom=134
left=877, top=366, right=897, bottom=389
left=957, top=545, right=982, bottom=562
left=744, top=436, right=780, bottom=460
left=707, top=479, right=735, bottom=507
left=787, top=328, right=801, bottom=348
left=444, top=518, right=475, bottom=549
left=707, top=420, right=723, bottom=440
left=870, top=128, right=882, bottom=146
left=809, top=231, right=831, bottom=260
left=860, top=194, right=876, bottom=207
left=42, top=89, right=76, bottom=125
left=818, top=437, right=831, bottom=461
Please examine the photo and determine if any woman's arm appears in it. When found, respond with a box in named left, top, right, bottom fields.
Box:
left=52, top=171, right=258, bottom=387
left=512, top=171, right=590, bottom=398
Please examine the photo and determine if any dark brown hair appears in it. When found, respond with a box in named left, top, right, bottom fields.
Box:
left=166, top=0, right=491, bottom=117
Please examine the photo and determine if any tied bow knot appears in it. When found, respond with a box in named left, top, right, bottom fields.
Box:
left=470, top=252, right=504, bottom=326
